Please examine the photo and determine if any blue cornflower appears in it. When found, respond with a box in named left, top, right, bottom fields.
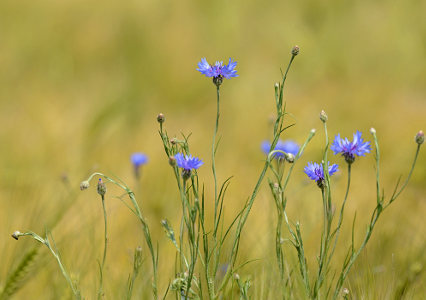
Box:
left=262, top=140, right=300, bottom=159
left=131, top=152, right=148, bottom=179
left=131, top=153, right=148, bottom=167
left=330, top=131, right=371, bottom=164
left=197, top=58, right=238, bottom=86
left=304, top=162, right=338, bottom=189
left=175, top=153, right=204, bottom=180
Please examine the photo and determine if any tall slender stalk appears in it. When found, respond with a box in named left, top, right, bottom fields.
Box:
left=11, top=231, right=81, bottom=299
left=217, top=50, right=299, bottom=296
left=212, top=85, right=220, bottom=229
left=82, top=173, right=158, bottom=300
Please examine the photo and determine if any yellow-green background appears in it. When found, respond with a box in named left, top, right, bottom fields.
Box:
left=1, top=0, right=425, bottom=298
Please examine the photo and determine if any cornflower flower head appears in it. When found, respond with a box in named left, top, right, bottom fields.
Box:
left=197, top=58, right=238, bottom=86
left=304, top=161, right=338, bottom=189
left=175, top=153, right=204, bottom=180
left=131, top=152, right=148, bottom=179
left=330, top=131, right=371, bottom=164
left=131, top=153, right=148, bottom=168
left=262, top=139, right=300, bottom=161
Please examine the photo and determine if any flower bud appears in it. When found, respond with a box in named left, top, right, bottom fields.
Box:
left=319, top=110, right=328, bottom=123
left=285, top=153, right=295, bottom=163
left=157, top=113, right=165, bottom=124
left=80, top=180, right=90, bottom=191
left=274, top=82, right=279, bottom=94
left=342, top=288, right=349, bottom=295
left=370, top=127, right=376, bottom=134
left=415, top=130, right=424, bottom=145
left=97, top=178, right=106, bottom=197
left=291, top=45, right=300, bottom=56
left=170, top=138, right=178, bottom=145
left=234, top=273, right=240, bottom=280
left=11, top=231, right=21, bottom=240
left=169, top=156, right=176, bottom=166
left=311, top=128, right=316, bottom=134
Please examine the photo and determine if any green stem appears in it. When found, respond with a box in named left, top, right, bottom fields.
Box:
left=328, top=163, right=351, bottom=265
left=98, top=195, right=108, bottom=300
left=13, top=231, right=80, bottom=299
left=84, top=173, right=158, bottom=300
left=212, top=85, right=220, bottom=236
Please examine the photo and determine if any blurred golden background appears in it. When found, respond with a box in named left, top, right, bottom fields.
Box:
left=1, top=0, right=425, bottom=298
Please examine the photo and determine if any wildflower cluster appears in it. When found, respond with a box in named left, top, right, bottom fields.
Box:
left=9, top=47, right=424, bottom=300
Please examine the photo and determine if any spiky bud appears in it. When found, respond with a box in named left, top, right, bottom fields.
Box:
left=415, top=130, right=424, bottom=145
left=80, top=180, right=90, bottom=191
left=320, top=110, right=328, bottom=123
left=169, top=156, right=176, bottom=166
left=97, top=178, right=106, bottom=197
left=291, top=45, right=300, bottom=56
left=157, top=113, right=165, bottom=124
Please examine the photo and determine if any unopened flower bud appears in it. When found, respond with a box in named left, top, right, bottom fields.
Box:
left=170, top=137, right=178, bottom=145
left=169, top=156, right=176, bottom=166
left=311, top=128, right=316, bottom=134
left=342, top=288, right=349, bottom=295
left=80, top=180, right=90, bottom=191
left=11, top=231, right=21, bottom=240
left=291, top=45, right=300, bottom=56
left=157, top=113, right=165, bottom=124
left=234, top=273, right=240, bottom=280
left=370, top=127, right=376, bottom=134
left=285, top=153, right=295, bottom=163
left=320, top=110, right=328, bottom=123
left=97, top=178, right=106, bottom=197
left=415, top=130, right=424, bottom=145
